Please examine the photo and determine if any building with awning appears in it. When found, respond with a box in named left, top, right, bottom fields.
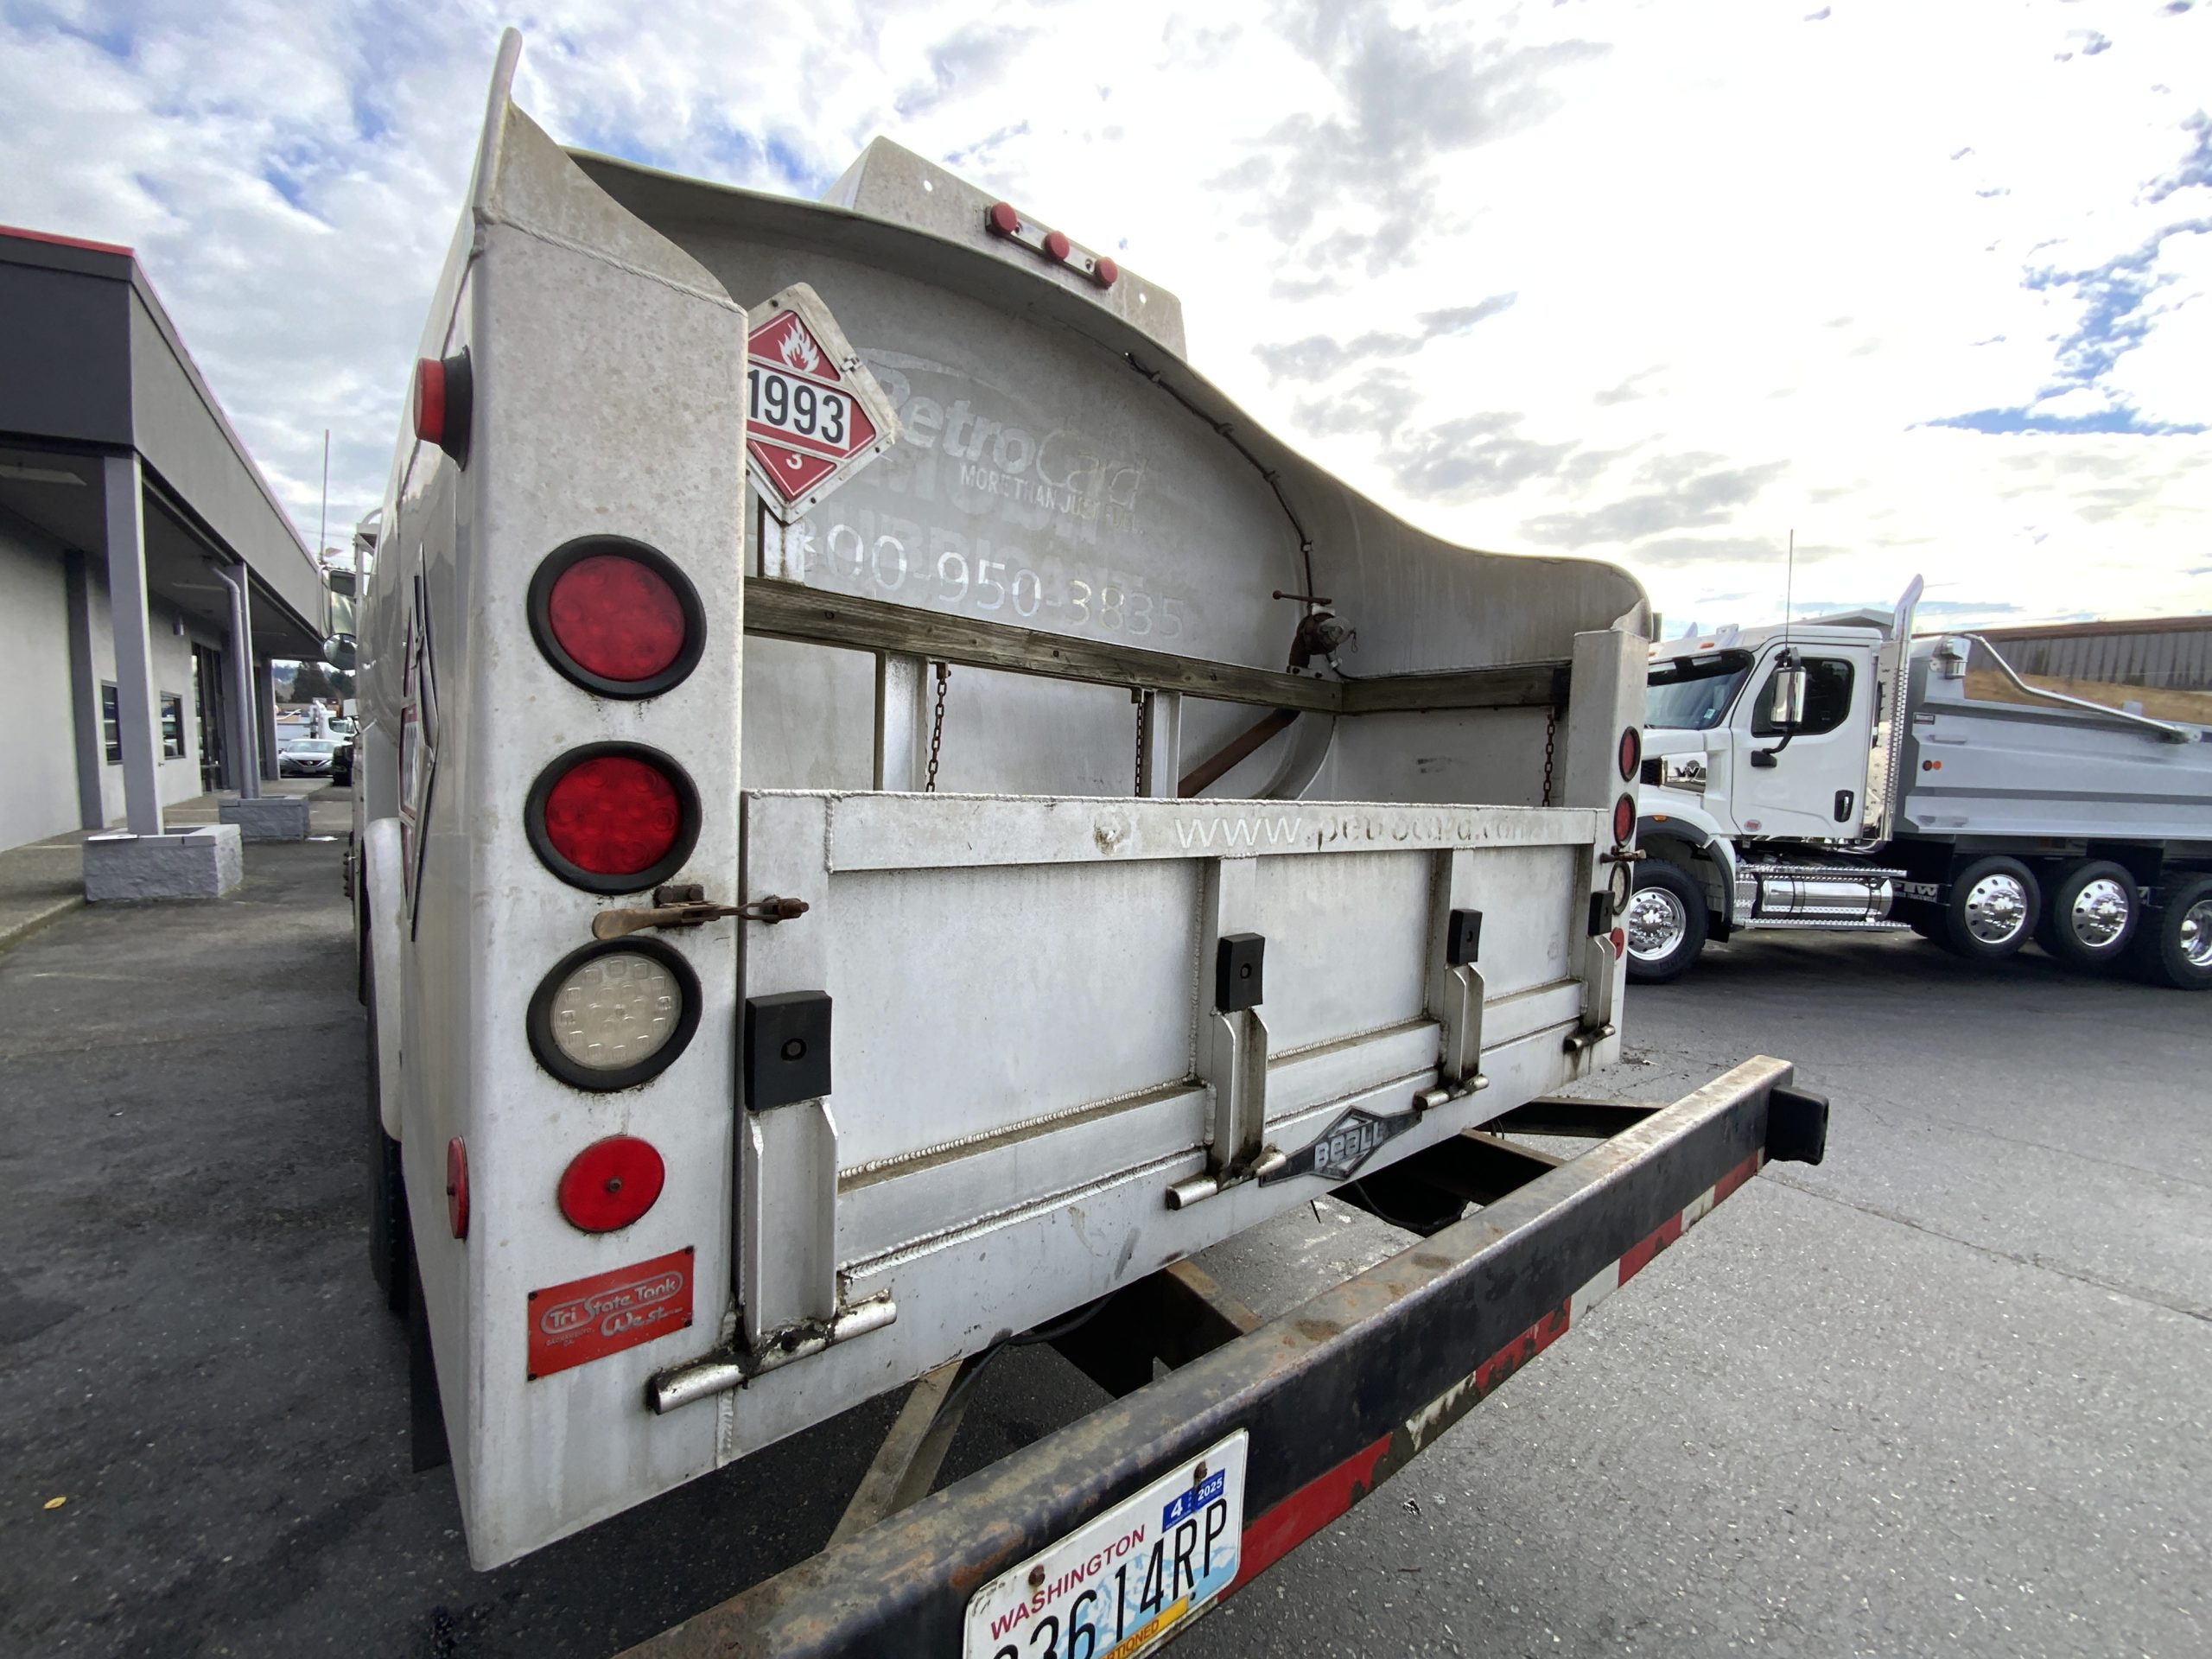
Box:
left=0, top=224, right=332, bottom=881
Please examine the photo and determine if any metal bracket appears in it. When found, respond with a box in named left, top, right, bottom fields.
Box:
left=591, top=886, right=808, bottom=940
left=647, top=1293, right=898, bottom=1414
left=1562, top=1021, right=1618, bottom=1056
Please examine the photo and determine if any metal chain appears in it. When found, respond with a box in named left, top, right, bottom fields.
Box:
left=925, top=663, right=950, bottom=793
left=1133, top=689, right=1147, bottom=796
left=1541, top=705, right=1557, bottom=807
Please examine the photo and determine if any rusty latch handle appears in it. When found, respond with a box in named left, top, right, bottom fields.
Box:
left=590, top=893, right=809, bottom=941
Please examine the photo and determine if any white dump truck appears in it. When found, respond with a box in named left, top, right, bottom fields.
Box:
left=1630, top=582, right=2212, bottom=988
left=347, top=33, right=1825, bottom=1654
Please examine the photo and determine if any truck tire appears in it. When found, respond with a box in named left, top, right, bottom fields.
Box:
left=1937, top=855, right=2039, bottom=961
left=1624, top=861, right=1708, bottom=983
left=2129, top=873, right=2212, bottom=991
left=2035, top=859, right=2139, bottom=970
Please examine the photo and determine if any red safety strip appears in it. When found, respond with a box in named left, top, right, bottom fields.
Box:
left=1231, top=1433, right=1391, bottom=1591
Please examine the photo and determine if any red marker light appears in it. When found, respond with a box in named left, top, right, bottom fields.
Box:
left=1090, top=255, right=1119, bottom=289
left=1612, top=793, right=1637, bottom=847
left=446, top=1138, right=470, bottom=1239
left=1043, top=229, right=1071, bottom=262
left=556, top=1135, right=667, bottom=1233
left=986, top=201, right=1020, bottom=237
left=1618, top=726, right=1643, bottom=781
left=412, top=350, right=473, bottom=465
left=413, top=358, right=446, bottom=445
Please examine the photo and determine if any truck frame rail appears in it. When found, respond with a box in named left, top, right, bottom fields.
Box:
left=626, top=1056, right=1826, bottom=1657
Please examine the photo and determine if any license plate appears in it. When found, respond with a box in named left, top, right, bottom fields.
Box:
left=963, top=1431, right=1248, bottom=1659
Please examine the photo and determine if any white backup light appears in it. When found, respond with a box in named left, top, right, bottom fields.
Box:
left=549, top=951, right=682, bottom=1071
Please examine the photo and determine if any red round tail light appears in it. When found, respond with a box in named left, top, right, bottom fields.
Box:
left=556, top=1135, right=667, bottom=1232
left=529, top=537, right=704, bottom=698
left=1618, top=726, right=1643, bottom=781
left=526, top=743, right=700, bottom=893
left=1612, top=792, right=1637, bottom=848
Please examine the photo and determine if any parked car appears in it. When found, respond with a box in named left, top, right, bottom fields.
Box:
left=279, top=738, right=337, bottom=778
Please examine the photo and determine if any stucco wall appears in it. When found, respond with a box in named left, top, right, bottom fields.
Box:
left=0, top=519, right=82, bottom=851
left=79, top=563, right=218, bottom=827
left=0, top=512, right=224, bottom=850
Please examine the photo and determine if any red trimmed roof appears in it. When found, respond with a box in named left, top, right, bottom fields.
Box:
left=0, top=223, right=134, bottom=258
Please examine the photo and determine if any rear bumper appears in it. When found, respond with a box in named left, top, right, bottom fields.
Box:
left=628, top=1056, right=1824, bottom=1657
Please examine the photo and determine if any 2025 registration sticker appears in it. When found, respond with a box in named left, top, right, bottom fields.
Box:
left=963, top=1432, right=1248, bottom=1659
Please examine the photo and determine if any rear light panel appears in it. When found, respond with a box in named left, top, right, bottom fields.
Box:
left=527, top=937, right=702, bottom=1092
left=528, top=537, right=705, bottom=699
left=525, top=743, right=700, bottom=894
left=984, top=199, right=1119, bottom=289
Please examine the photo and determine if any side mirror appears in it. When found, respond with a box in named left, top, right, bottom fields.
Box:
left=1771, top=662, right=1808, bottom=728
left=321, top=634, right=359, bottom=671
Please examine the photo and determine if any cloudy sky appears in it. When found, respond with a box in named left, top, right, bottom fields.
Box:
left=3, top=0, right=2207, bottom=633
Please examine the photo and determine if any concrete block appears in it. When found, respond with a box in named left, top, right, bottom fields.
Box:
left=83, top=827, right=244, bottom=902
left=220, top=795, right=309, bottom=842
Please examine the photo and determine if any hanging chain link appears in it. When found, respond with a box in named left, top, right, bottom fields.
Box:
left=1541, top=704, right=1557, bottom=807
left=1133, top=689, right=1148, bottom=796
left=925, top=663, right=950, bottom=792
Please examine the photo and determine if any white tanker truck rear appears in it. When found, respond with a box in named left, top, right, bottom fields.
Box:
left=345, top=34, right=1825, bottom=1653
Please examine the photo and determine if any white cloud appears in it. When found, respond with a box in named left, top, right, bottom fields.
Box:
left=1, top=0, right=2206, bottom=630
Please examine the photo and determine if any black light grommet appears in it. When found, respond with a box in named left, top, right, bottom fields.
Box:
left=524, top=741, right=701, bottom=896
left=527, top=536, right=707, bottom=701
left=527, top=935, right=702, bottom=1093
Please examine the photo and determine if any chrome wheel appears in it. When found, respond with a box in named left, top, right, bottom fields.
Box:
left=1626, top=886, right=1688, bottom=963
left=2182, top=899, right=2212, bottom=969
left=2069, top=878, right=2132, bottom=950
left=1962, top=873, right=2031, bottom=945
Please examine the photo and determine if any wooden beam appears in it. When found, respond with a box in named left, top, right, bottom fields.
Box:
left=1339, top=661, right=1570, bottom=714
left=742, top=579, right=1571, bottom=717
left=744, top=578, right=1339, bottom=712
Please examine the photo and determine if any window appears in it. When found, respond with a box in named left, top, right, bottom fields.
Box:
left=101, top=683, right=120, bottom=765
left=1752, top=657, right=1855, bottom=737
left=161, top=694, right=187, bottom=759
left=1646, top=650, right=1753, bottom=731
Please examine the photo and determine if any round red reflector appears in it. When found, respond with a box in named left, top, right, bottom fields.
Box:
left=549, top=555, right=686, bottom=683
left=446, top=1137, right=470, bottom=1240
left=1609, top=926, right=1626, bottom=961
left=543, top=754, right=683, bottom=875
left=1043, top=229, right=1071, bottom=262
left=413, top=358, right=446, bottom=445
left=986, top=201, right=1020, bottom=237
left=1618, top=726, right=1642, bottom=781
left=1612, top=793, right=1637, bottom=847
left=1090, top=255, right=1120, bottom=289
left=556, top=1135, right=666, bottom=1233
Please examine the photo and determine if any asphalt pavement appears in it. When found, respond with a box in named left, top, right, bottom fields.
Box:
left=1, top=821, right=2204, bottom=1657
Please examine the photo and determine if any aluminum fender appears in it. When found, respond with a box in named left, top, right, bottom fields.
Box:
left=364, top=816, right=405, bottom=1140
